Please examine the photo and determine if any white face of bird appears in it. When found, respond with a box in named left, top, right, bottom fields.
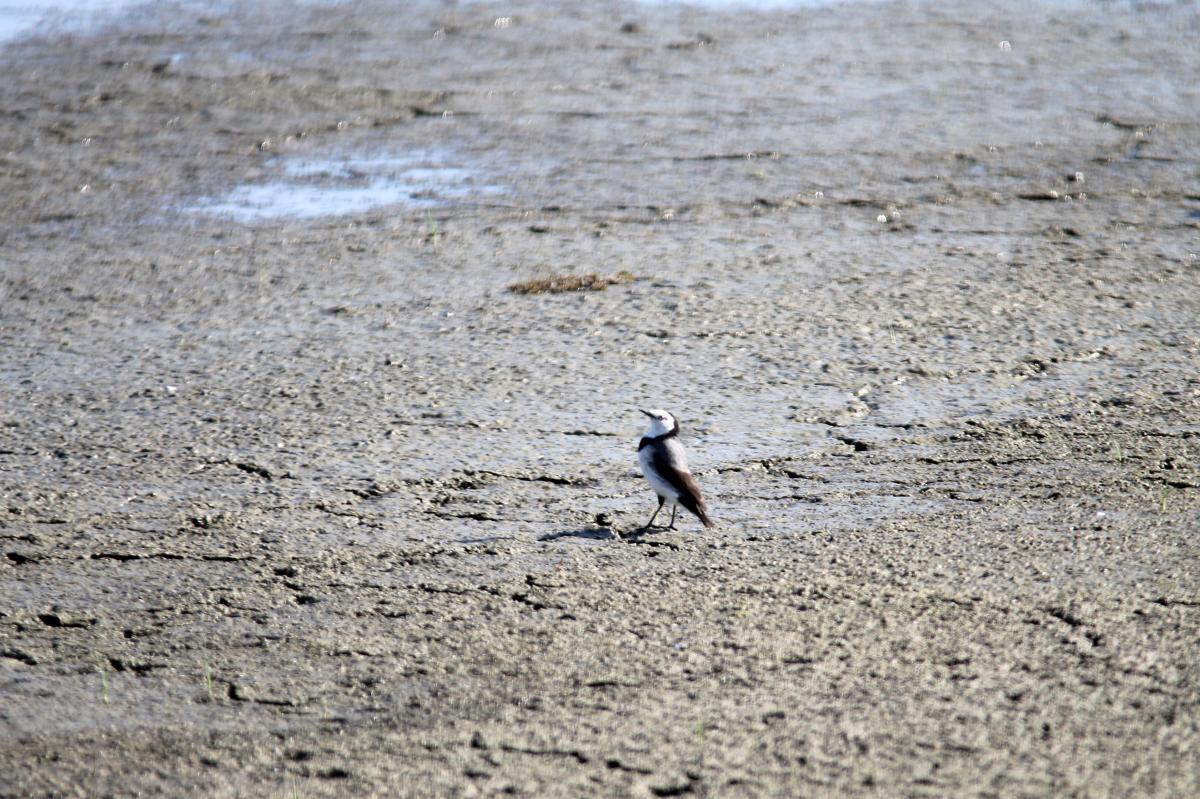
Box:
left=640, top=408, right=676, bottom=436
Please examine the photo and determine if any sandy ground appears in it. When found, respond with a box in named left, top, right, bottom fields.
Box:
left=1, top=0, right=1199, bottom=795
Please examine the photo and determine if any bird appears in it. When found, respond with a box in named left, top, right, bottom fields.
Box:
left=637, top=408, right=715, bottom=531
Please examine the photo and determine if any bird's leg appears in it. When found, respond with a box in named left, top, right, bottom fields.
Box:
left=667, top=505, right=678, bottom=530
left=640, top=496, right=666, bottom=531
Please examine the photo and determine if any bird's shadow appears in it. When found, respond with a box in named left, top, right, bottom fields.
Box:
left=538, top=526, right=619, bottom=543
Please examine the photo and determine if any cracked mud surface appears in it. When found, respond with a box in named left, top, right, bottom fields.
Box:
left=2, top=0, right=1199, bottom=795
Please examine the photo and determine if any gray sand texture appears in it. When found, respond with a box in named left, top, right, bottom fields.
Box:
left=1, top=0, right=1198, bottom=795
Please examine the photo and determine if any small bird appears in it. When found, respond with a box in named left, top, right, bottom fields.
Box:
left=637, top=408, right=715, bottom=531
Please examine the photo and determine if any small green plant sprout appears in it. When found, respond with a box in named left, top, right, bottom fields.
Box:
left=425, top=217, right=442, bottom=246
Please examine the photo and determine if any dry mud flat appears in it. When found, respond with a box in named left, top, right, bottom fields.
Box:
left=1, top=0, right=1199, bottom=795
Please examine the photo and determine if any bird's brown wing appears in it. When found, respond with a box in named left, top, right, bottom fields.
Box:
left=648, top=448, right=715, bottom=528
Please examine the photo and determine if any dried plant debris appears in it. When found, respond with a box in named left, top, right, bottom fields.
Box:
left=507, top=271, right=636, bottom=295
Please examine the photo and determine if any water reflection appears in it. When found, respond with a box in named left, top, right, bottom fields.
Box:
left=191, top=149, right=507, bottom=222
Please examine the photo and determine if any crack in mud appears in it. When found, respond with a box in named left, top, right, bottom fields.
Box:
left=423, top=509, right=500, bottom=522
left=1, top=649, right=38, bottom=665
left=499, top=744, right=590, bottom=764
left=226, top=682, right=299, bottom=707
left=89, top=552, right=250, bottom=563
left=210, top=459, right=279, bottom=480
left=462, top=469, right=589, bottom=486
left=834, top=435, right=872, bottom=452
left=1150, top=597, right=1200, bottom=608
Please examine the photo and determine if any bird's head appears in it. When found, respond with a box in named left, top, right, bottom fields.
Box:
left=640, top=408, right=677, bottom=436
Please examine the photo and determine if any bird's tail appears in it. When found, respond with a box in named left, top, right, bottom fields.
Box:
left=681, top=494, right=716, bottom=529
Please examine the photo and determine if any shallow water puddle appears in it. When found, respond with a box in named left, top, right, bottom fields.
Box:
left=634, top=0, right=878, bottom=8
left=190, top=149, right=506, bottom=222
left=0, top=0, right=146, bottom=45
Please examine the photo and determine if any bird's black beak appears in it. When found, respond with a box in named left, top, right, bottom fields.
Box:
left=640, top=409, right=653, bottom=418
